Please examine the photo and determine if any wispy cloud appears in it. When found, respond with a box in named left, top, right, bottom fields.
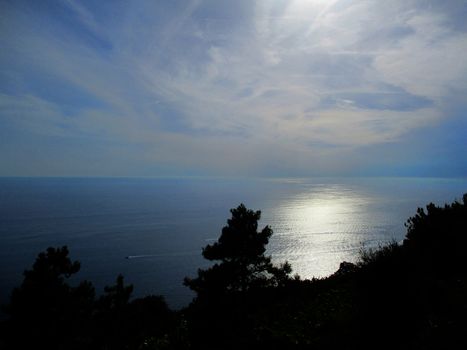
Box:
left=1, top=0, right=466, bottom=176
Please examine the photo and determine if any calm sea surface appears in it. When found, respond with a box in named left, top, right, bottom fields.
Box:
left=1, top=177, right=466, bottom=309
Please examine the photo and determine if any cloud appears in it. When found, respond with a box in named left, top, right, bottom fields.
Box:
left=1, top=0, right=466, bottom=176
left=132, top=1, right=456, bottom=143
left=0, top=94, right=69, bottom=137
left=61, top=0, right=101, bottom=35
left=374, top=12, right=467, bottom=99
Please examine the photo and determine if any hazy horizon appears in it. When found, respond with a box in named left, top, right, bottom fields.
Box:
left=2, top=174, right=467, bottom=181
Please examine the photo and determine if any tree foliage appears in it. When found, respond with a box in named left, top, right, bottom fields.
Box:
left=353, top=194, right=467, bottom=349
left=2, top=246, right=177, bottom=350
left=4, top=246, right=95, bottom=349
left=184, top=203, right=292, bottom=298
left=403, top=193, right=467, bottom=275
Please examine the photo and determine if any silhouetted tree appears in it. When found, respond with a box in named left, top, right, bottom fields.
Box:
left=353, top=194, right=467, bottom=350
left=403, top=193, right=467, bottom=276
left=98, top=274, right=133, bottom=310
left=92, top=274, right=133, bottom=349
left=183, top=204, right=294, bottom=349
left=92, top=274, right=186, bottom=350
left=184, top=204, right=292, bottom=299
left=2, top=247, right=178, bottom=350
left=4, top=246, right=96, bottom=349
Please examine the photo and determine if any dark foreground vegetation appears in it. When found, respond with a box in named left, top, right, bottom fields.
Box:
left=1, top=195, right=467, bottom=349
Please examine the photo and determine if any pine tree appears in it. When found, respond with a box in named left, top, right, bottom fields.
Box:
left=184, top=204, right=292, bottom=298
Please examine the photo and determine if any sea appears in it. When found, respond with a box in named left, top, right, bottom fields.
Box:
left=0, top=176, right=466, bottom=310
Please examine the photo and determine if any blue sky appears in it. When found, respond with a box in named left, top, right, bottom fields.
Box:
left=1, top=0, right=467, bottom=177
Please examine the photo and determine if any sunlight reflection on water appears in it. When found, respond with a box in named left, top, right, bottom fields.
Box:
left=263, top=183, right=395, bottom=279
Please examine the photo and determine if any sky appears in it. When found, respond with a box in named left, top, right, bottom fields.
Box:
left=1, top=0, right=467, bottom=178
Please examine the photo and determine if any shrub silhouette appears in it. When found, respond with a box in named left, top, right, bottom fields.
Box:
left=184, top=203, right=292, bottom=299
